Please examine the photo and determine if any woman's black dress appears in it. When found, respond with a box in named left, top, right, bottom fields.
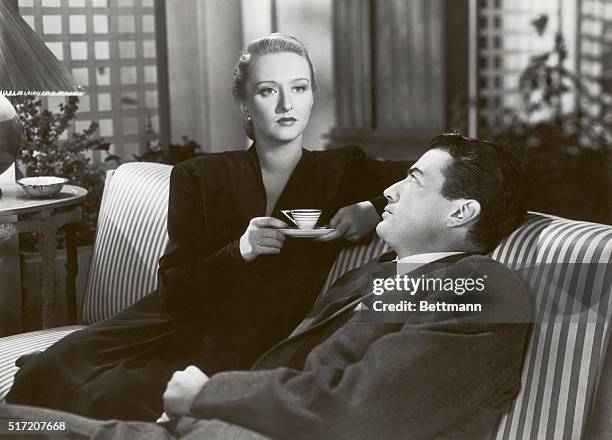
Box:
left=6, top=145, right=406, bottom=421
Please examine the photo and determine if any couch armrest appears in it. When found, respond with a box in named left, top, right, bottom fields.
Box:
left=587, top=335, right=612, bottom=439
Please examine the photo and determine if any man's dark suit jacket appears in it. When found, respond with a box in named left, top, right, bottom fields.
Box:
left=0, top=253, right=532, bottom=440
left=180, top=252, right=533, bottom=440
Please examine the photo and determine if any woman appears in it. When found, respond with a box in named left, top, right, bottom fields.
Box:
left=6, top=33, right=406, bottom=421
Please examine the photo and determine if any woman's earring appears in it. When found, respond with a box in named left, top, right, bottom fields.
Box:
left=242, top=113, right=255, bottom=140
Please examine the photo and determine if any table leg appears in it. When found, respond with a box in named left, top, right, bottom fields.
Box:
left=65, top=223, right=78, bottom=324
left=38, top=226, right=58, bottom=329
left=3, top=202, right=84, bottom=330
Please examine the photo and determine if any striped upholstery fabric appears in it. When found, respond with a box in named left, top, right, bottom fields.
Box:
left=0, top=326, right=84, bottom=400
left=82, top=162, right=172, bottom=324
left=318, top=213, right=612, bottom=440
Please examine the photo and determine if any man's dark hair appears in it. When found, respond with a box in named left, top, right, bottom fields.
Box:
left=429, top=133, right=529, bottom=253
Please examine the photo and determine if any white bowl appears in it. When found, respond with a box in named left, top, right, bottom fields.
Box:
left=17, top=176, right=68, bottom=198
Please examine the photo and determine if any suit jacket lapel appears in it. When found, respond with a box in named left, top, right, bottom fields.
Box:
left=311, top=253, right=397, bottom=317
left=252, top=253, right=395, bottom=369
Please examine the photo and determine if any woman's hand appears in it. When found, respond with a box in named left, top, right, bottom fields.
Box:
left=317, top=201, right=380, bottom=242
left=163, top=365, right=209, bottom=419
left=239, top=217, right=288, bottom=262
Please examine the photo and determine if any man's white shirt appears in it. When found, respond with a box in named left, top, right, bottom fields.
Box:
left=396, top=252, right=465, bottom=275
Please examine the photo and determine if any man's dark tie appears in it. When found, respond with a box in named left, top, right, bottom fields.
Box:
left=307, top=253, right=398, bottom=324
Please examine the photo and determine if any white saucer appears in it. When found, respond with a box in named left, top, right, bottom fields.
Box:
left=278, top=228, right=334, bottom=238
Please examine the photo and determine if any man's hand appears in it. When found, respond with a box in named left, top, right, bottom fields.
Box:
left=163, top=365, right=209, bottom=419
left=239, top=217, right=288, bottom=262
left=317, top=201, right=380, bottom=242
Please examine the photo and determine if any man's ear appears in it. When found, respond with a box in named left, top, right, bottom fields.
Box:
left=448, top=199, right=481, bottom=228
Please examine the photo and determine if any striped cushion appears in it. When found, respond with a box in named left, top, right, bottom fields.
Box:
left=318, top=213, right=612, bottom=440
left=81, top=162, right=172, bottom=324
left=0, top=326, right=84, bottom=401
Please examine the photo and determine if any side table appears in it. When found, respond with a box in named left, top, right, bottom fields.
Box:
left=0, top=184, right=88, bottom=329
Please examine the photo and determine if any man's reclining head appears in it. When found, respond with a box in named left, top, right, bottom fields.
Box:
left=377, top=133, right=529, bottom=258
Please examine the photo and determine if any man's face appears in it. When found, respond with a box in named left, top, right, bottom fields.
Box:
left=376, top=148, right=458, bottom=257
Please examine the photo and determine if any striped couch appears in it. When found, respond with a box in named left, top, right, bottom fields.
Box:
left=0, top=162, right=610, bottom=440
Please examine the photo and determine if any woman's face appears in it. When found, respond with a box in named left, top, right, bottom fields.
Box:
left=242, top=52, right=314, bottom=144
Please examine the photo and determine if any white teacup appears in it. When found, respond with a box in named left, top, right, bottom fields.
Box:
left=281, top=209, right=322, bottom=230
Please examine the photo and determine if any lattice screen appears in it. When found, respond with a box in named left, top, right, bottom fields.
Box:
left=477, top=0, right=576, bottom=126
left=577, top=0, right=612, bottom=119
left=17, top=0, right=162, bottom=162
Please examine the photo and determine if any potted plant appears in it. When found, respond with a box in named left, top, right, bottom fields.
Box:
left=12, top=95, right=114, bottom=245
left=480, top=15, right=611, bottom=223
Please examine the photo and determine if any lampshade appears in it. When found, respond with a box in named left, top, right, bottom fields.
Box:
left=0, top=1, right=85, bottom=96
left=0, top=1, right=85, bottom=188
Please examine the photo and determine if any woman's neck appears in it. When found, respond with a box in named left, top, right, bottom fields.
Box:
left=255, top=136, right=303, bottom=173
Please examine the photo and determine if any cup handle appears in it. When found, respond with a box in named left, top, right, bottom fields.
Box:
left=280, top=210, right=298, bottom=227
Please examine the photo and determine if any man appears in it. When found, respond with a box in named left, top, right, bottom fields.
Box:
left=0, top=134, right=533, bottom=439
